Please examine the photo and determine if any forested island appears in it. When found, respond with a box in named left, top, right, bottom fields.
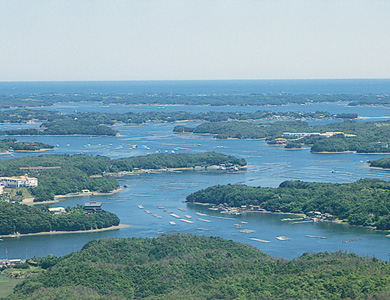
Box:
left=174, top=119, right=390, bottom=153
left=0, top=139, right=53, bottom=154
left=186, top=179, right=390, bottom=230
left=369, top=158, right=390, bottom=169
left=0, top=202, right=120, bottom=236
left=0, top=92, right=389, bottom=108
left=0, top=152, right=246, bottom=202
left=3, top=234, right=390, bottom=299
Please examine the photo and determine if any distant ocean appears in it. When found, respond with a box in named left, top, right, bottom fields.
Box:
left=0, top=79, right=389, bottom=95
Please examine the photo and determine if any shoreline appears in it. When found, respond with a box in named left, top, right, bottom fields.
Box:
left=107, top=165, right=248, bottom=176
left=0, top=224, right=131, bottom=239
left=25, top=187, right=125, bottom=205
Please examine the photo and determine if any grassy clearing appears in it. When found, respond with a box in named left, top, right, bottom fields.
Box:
left=0, top=276, right=22, bottom=298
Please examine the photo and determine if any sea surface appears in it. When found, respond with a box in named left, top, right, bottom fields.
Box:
left=1, top=80, right=390, bottom=261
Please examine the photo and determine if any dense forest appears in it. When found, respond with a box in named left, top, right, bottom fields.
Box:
left=0, top=202, right=119, bottom=236
left=0, top=92, right=389, bottom=108
left=0, top=138, right=53, bottom=153
left=369, top=158, right=390, bottom=169
left=175, top=119, right=390, bottom=153
left=186, top=179, right=390, bottom=230
left=0, top=152, right=246, bottom=201
left=4, top=234, right=390, bottom=299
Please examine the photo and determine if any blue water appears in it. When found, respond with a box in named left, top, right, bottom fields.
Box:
left=1, top=79, right=390, bottom=95
left=1, top=80, right=390, bottom=261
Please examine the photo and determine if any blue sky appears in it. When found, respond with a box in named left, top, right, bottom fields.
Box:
left=1, top=0, right=389, bottom=81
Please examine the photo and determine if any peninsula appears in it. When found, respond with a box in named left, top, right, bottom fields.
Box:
left=186, top=179, right=390, bottom=230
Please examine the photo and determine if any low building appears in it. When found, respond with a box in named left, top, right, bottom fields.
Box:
left=48, top=207, right=66, bottom=214
left=0, top=175, right=38, bottom=188
left=84, top=201, right=102, bottom=213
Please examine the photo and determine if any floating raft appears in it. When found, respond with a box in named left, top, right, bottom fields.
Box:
left=276, top=236, right=290, bottom=241
left=305, top=235, right=327, bottom=239
left=179, top=219, right=194, bottom=224
left=198, top=218, right=211, bottom=223
left=195, top=212, right=208, bottom=216
left=250, top=238, right=270, bottom=243
left=239, top=229, right=255, bottom=233
left=341, top=238, right=362, bottom=243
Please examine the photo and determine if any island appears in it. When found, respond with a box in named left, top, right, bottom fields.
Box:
left=174, top=119, right=390, bottom=153
left=3, top=234, right=390, bottom=299
left=186, top=179, right=390, bottom=230
left=0, top=152, right=246, bottom=202
left=0, top=138, right=54, bottom=154
left=0, top=202, right=120, bottom=237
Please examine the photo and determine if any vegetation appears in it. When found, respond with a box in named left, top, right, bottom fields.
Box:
left=3, top=234, right=390, bottom=299
left=369, top=158, right=390, bottom=169
left=0, top=92, right=389, bottom=108
left=186, top=179, right=390, bottom=229
left=0, top=277, right=22, bottom=299
left=0, top=138, right=53, bottom=153
left=0, top=152, right=245, bottom=201
left=175, top=119, right=390, bottom=153
left=0, top=202, right=120, bottom=236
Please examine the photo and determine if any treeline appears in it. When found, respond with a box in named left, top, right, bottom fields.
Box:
left=0, top=152, right=246, bottom=201
left=369, top=158, right=390, bottom=169
left=0, top=202, right=119, bottom=236
left=175, top=119, right=390, bottom=153
left=186, top=179, right=390, bottom=230
left=0, top=92, right=389, bottom=108
left=5, top=234, right=390, bottom=299
left=0, top=138, right=53, bottom=153
left=0, top=108, right=354, bottom=125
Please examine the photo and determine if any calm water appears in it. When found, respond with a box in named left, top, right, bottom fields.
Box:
left=1, top=81, right=390, bottom=261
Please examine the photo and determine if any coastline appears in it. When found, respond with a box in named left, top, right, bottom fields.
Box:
left=0, top=224, right=131, bottom=239
left=107, top=165, right=248, bottom=176
left=25, top=187, right=125, bottom=205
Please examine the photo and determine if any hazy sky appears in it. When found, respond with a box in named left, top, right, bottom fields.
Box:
left=1, top=0, right=390, bottom=81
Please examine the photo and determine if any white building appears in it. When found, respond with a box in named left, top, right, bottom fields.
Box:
left=0, top=175, right=38, bottom=188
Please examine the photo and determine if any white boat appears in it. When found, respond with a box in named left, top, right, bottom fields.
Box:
left=137, top=205, right=144, bottom=209
left=198, top=218, right=211, bottom=223
left=184, top=215, right=192, bottom=219
left=250, top=238, right=270, bottom=243
left=169, top=221, right=176, bottom=225
left=179, top=219, right=194, bottom=224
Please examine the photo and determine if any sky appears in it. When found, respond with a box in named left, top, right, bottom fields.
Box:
left=0, top=0, right=390, bottom=81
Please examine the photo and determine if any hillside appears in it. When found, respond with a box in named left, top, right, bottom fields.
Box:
left=4, top=234, right=390, bottom=299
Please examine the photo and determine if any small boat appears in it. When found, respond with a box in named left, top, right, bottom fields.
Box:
left=239, top=229, right=254, bottom=233
left=276, top=236, right=290, bottom=241
left=305, top=235, right=327, bottom=239
left=170, top=213, right=181, bottom=219
left=178, top=208, right=186, bottom=212
left=152, top=214, right=162, bottom=218
left=145, top=210, right=152, bottom=214
left=137, top=205, right=144, bottom=209
left=169, top=221, right=176, bottom=225
left=184, top=215, right=192, bottom=219
left=157, top=205, right=165, bottom=209
left=195, top=212, right=208, bottom=216
left=197, top=228, right=210, bottom=231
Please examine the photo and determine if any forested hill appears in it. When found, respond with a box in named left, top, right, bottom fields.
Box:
left=0, top=202, right=119, bottom=236
left=186, top=179, right=390, bottom=230
left=5, top=234, right=390, bottom=299
left=174, top=119, right=390, bottom=153
left=0, top=152, right=246, bottom=202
